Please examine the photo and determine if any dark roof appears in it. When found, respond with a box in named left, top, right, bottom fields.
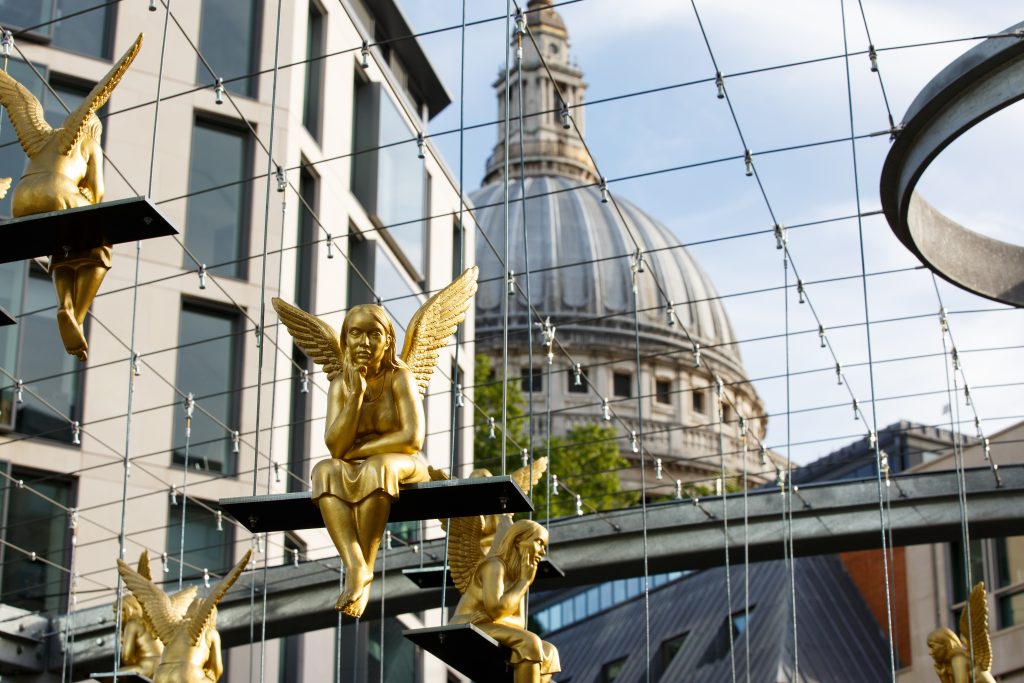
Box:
left=791, top=420, right=969, bottom=485
left=544, top=555, right=890, bottom=682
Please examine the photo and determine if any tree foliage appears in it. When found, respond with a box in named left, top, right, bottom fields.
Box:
left=471, top=355, right=636, bottom=519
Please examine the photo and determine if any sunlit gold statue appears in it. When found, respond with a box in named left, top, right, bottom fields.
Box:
left=273, top=266, right=478, bottom=618
left=927, top=581, right=996, bottom=683
left=117, top=549, right=251, bottom=683
left=429, top=457, right=548, bottom=555
left=118, top=550, right=196, bottom=679
left=447, top=518, right=560, bottom=683
left=0, top=33, right=142, bottom=361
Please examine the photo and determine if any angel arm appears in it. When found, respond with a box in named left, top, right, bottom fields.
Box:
left=80, top=136, right=103, bottom=204
left=205, top=628, right=223, bottom=681
left=324, top=368, right=364, bottom=458
left=479, top=557, right=531, bottom=622
left=345, top=368, right=424, bottom=458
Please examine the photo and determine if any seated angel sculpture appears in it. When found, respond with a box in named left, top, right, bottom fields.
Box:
left=273, top=266, right=478, bottom=618
left=118, top=550, right=196, bottom=679
left=0, top=34, right=142, bottom=360
left=927, top=582, right=997, bottom=683
left=117, top=550, right=251, bottom=683
left=448, top=518, right=560, bottom=683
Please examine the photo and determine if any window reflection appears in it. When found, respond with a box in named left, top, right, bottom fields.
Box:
left=185, top=120, right=250, bottom=279
left=352, top=80, right=427, bottom=279
left=195, top=0, right=260, bottom=97
left=165, top=498, right=233, bottom=580
left=172, top=304, right=240, bottom=474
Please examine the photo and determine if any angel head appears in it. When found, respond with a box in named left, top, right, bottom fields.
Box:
left=119, top=594, right=143, bottom=622
left=341, top=304, right=402, bottom=372
left=490, top=519, right=548, bottom=574
left=927, top=627, right=962, bottom=662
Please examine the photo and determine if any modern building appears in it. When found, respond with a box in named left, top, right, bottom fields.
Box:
left=470, top=0, right=773, bottom=495
left=0, top=1, right=474, bottom=680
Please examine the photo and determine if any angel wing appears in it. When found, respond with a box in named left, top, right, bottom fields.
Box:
left=0, top=70, right=52, bottom=157
left=184, top=550, right=252, bottom=646
left=170, top=585, right=199, bottom=616
left=117, top=557, right=183, bottom=646
left=959, top=581, right=992, bottom=672
left=447, top=515, right=486, bottom=594
left=57, top=33, right=143, bottom=156
left=272, top=297, right=343, bottom=381
left=400, top=267, right=478, bottom=397
left=136, top=549, right=152, bottom=581
left=511, top=457, right=547, bottom=495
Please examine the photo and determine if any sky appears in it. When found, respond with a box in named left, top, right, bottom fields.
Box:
left=398, top=0, right=1024, bottom=465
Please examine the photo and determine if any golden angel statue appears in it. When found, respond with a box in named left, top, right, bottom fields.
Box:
left=272, top=266, right=478, bottom=618
left=116, top=549, right=252, bottom=683
left=118, top=550, right=197, bottom=679
left=927, top=582, right=997, bottom=683
left=0, top=33, right=143, bottom=361
left=429, top=457, right=548, bottom=555
left=447, top=517, right=560, bottom=683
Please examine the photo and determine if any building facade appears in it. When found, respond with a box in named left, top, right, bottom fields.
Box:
left=0, top=1, right=473, bottom=680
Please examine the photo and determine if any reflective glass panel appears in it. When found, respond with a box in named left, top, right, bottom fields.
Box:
left=165, top=500, right=231, bottom=579
left=172, top=305, right=239, bottom=473
left=185, top=121, right=249, bottom=278
left=195, top=0, right=259, bottom=97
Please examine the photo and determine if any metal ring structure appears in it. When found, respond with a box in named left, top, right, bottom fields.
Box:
left=880, top=21, right=1024, bottom=307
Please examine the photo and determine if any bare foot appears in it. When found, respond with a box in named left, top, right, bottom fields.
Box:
left=336, top=566, right=372, bottom=614
left=57, top=309, right=88, bottom=361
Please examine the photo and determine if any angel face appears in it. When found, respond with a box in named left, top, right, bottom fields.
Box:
left=344, top=309, right=391, bottom=372
left=517, top=526, right=548, bottom=568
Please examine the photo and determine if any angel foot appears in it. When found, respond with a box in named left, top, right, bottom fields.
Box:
left=57, top=309, right=88, bottom=361
left=340, top=583, right=372, bottom=619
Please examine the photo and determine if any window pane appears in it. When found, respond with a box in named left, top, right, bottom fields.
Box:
left=172, top=305, right=239, bottom=473
left=351, top=82, right=426, bottom=277
left=950, top=540, right=985, bottom=604
left=613, top=372, right=632, bottom=398
left=185, top=121, right=249, bottom=278
left=521, top=367, right=542, bottom=393
left=15, top=270, right=83, bottom=441
left=302, top=4, right=324, bottom=137
left=996, top=536, right=1024, bottom=589
left=2, top=468, right=73, bottom=612
left=656, top=379, right=672, bottom=404
left=0, top=2, right=51, bottom=34
left=52, top=0, right=111, bottom=59
left=0, top=263, right=23, bottom=426
left=999, top=591, right=1024, bottom=628
left=165, top=500, right=231, bottom=579
left=0, top=60, right=45, bottom=218
left=196, top=0, right=259, bottom=97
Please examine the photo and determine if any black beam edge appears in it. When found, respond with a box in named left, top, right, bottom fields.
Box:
left=0, top=306, right=14, bottom=326
left=0, top=196, right=179, bottom=264
left=219, top=476, right=533, bottom=533
left=404, top=624, right=513, bottom=683
left=90, top=674, right=152, bottom=683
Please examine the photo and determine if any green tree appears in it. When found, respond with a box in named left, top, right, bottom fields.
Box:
left=472, top=354, right=529, bottom=474
left=471, top=354, right=637, bottom=518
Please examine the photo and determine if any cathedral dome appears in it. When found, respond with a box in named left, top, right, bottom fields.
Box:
left=470, top=177, right=745, bottom=377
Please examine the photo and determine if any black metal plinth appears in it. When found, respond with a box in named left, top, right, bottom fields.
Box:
left=219, top=476, right=533, bottom=533
left=403, top=558, right=565, bottom=589
left=90, top=673, right=152, bottom=683
left=0, top=196, right=179, bottom=264
left=0, top=306, right=14, bottom=326
left=404, top=624, right=512, bottom=683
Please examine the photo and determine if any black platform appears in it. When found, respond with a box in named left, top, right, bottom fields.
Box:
left=403, top=558, right=564, bottom=588
left=219, top=476, right=533, bottom=533
left=90, top=674, right=152, bottom=683
left=0, top=306, right=14, bottom=326
left=404, top=624, right=512, bottom=682
left=0, top=196, right=178, bottom=264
